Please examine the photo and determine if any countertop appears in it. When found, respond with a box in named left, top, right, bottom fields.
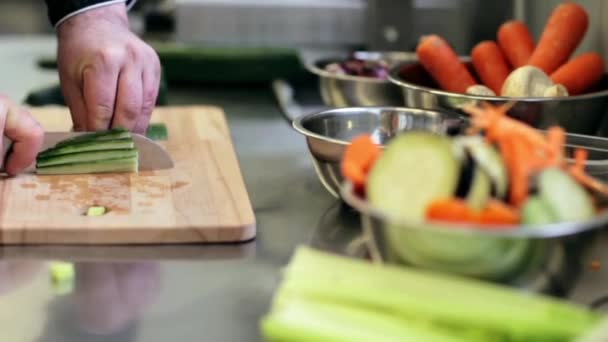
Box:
left=0, top=35, right=608, bottom=342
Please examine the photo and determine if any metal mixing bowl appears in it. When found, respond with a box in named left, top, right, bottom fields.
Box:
left=304, top=51, right=416, bottom=107
left=340, top=181, right=608, bottom=286
left=289, top=106, right=466, bottom=198
left=388, top=61, right=608, bottom=135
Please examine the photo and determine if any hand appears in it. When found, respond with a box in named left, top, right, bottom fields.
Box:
left=56, top=3, right=161, bottom=134
left=0, top=96, right=44, bottom=175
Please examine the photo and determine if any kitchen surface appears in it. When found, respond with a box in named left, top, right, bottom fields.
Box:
left=2, top=1, right=608, bottom=341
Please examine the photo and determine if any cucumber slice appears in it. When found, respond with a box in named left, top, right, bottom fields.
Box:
left=37, top=149, right=138, bottom=167
left=39, top=139, right=135, bottom=158
left=522, top=196, right=557, bottom=225
left=538, top=168, right=595, bottom=222
left=52, top=128, right=131, bottom=148
left=86, top=206, right=107, bottom=216
left=146, top=123, right=168, bottom=141
left=36, top=157, right=138, bottom=175
left=454, top=136, right=508, bottom=199
left=367, top=132, right=461, bottom=221
left=466, top=167, right=492, bottom=211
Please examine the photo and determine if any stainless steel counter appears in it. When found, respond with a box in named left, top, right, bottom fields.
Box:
left=0, top=36, right=607, bottom=342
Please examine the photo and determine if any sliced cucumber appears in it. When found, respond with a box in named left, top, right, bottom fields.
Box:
left=37, top=149, right=138, bottom=167
left=367, top=132, right=461, bottom=221
left=53, top=128, right=131, bottom=148
left=522, top=196, right=557, bottom=225
left=36, top=157, right=138, bottom=175
left=38, top=139, right=135, bottom=158
left=86, top=206, right=107, bottom=216
left=466, top=167, right=492, bottom=211
left=538, top=168, right=595, bottom=222
left=454, top=136, right=508, bottom=199
left=146, top=123, right=168, bottom=141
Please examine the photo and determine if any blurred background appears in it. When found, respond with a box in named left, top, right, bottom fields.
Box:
left=0, top=0, right=604, bottom=54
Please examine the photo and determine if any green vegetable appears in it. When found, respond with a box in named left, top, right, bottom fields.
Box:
left=465, top=167, right=492, bottom=211
left=50, top=261, right=75, bottom=295
left=37, top=149, right=137, bottom=167
left=38, top=138, right=135, bottom=158
left=522, top=196, right=557, bottom=225
left=36, top=157, right=138, bottom=175
left=454, top=136, right=508, bottom=199
left=146, top=123, right=168, bottom=141
left=86, top=206, right=107, bottom=216
left=538, top=168, right=595, bottom=222
left=261, top=247, right=601, bottom=342
left=53, top=128, right=131, bottom=148
left=367, top=132, right=460, bottom=221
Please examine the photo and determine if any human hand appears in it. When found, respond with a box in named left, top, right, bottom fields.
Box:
left=56, top=3, right=161, bottom=134
left=0, top=96, right=44, bottom=175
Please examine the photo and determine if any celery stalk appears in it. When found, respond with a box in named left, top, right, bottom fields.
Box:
left=265, top=247, right=600, bottom=341
left=263, top=296, right=467, bottom=342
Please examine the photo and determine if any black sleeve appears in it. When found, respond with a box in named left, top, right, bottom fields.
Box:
left=45, top=0, right=136, bottom=27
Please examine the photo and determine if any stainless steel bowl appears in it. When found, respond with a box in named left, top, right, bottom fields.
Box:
left=304, top=51, right=416, bottom=107
left=340, top=181, right=608, bottom=286
left=287, top=106, right=466, bottom=198
left=388, top=61, right=608, bottom=135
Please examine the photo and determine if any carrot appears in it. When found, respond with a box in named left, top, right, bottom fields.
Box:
left=426, top=198, right=478, bottom=223
left=471, top=41, right=512, bottom=94
left=550, top=52, right=605, bottom=95
left=527, top=2, right=589, bottom=75
left=416, top=35, right=477, bottom=93
left=341, top=134, right=381, bottom=190
left=478, top=200, right=520, bottom=225
left=497, top=20, right=535, bottom=68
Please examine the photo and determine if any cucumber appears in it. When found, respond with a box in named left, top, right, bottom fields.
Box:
left=538, top=168, right=595, bottom=222
left=146, top=123, right=168, bottom=141
left=37, top=149, right=138, bottom=167
left=522, top=196, right=557, bottom=225
left=367, top=132, right=461, bottom=221
left=36, top=157, right=138, bottom=175
left=38, top=139, right=135, bottom=158
left=454, top=136, right=508, bottom=199
left=466, top=167, right=492, bottom=211
left=86, top=206, right=107, bottom=216
left=52, top=128, right=131, bottom=148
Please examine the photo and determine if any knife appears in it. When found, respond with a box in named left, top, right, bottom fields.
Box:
left=1, top=132, right=174, bottom=174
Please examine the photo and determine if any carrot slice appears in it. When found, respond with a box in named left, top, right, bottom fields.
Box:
left=527, top=2, right=589, bottom=74
left=471, top=41, right=512, bottom=94
left=416, top=35, right=477, bottom=93
left=478, top=200, right=520, bottom=225
left=497, top=20, right=535, bottom=68
left=550, top=52, right=605, bottom=95
left=341, top=134, right=381, bottom=190
left=426, top=198, right=478, bottom=223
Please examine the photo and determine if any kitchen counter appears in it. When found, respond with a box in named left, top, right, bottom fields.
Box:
left=0, top=36, right=608, bottom=342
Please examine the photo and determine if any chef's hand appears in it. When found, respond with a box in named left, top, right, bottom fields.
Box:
left=0, top=96, right=44, bottom=175
left=56, top=3, right=161, bottom=134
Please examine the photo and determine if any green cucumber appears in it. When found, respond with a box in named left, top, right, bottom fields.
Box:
left=466, top=168, right=492, bottom=211
left=37, top=149, right=138, bottom=167
left=36, top=157, right=138, bottom=175
left=454, top=136, right=508, bottom=199
left=86, top=206, right=107, bottom=216
left=367, top=132, right=461, bottom=221
left=146, top=123, right=168, bottom=141
left=522, top=196, right=557, bottom=225
left=52, top=128, right=131, bottom=148
left=38, top=139, right=135, bottom=158
left=538, top=168, right=595, bottom=222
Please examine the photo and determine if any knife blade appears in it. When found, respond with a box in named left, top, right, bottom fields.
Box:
left=1, top=131, right=174, bottom=174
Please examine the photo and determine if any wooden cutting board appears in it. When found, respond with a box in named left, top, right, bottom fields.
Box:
left=0, top=106, right=256, bottom=244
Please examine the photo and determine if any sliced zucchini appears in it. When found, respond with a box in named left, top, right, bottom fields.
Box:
left=37, top=149, right=138, bottom=167
left=36, top=157, right=138, bottom=175
left=38, top=139, right=135, bottom=158
left=367, top=132, right=461, bottom=221
left=538, top=168, right=595, bottom=222
left=522, top=196, right=557, bottom=225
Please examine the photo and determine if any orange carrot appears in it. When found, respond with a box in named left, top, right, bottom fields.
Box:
left=497, top=20, right=535, bottom=68
left=527, top=2, right=589, bottom=74
left=478, top=200, right=520, bottom=225
left=426, top=198, right=478, bottom=223
left=341, top=134, right=381, bottom=190
left=471, top=41, right=512, bottom=94
left=416, top=35, right=477, bottom=93
left=550, top=52, right=605, bottom=95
